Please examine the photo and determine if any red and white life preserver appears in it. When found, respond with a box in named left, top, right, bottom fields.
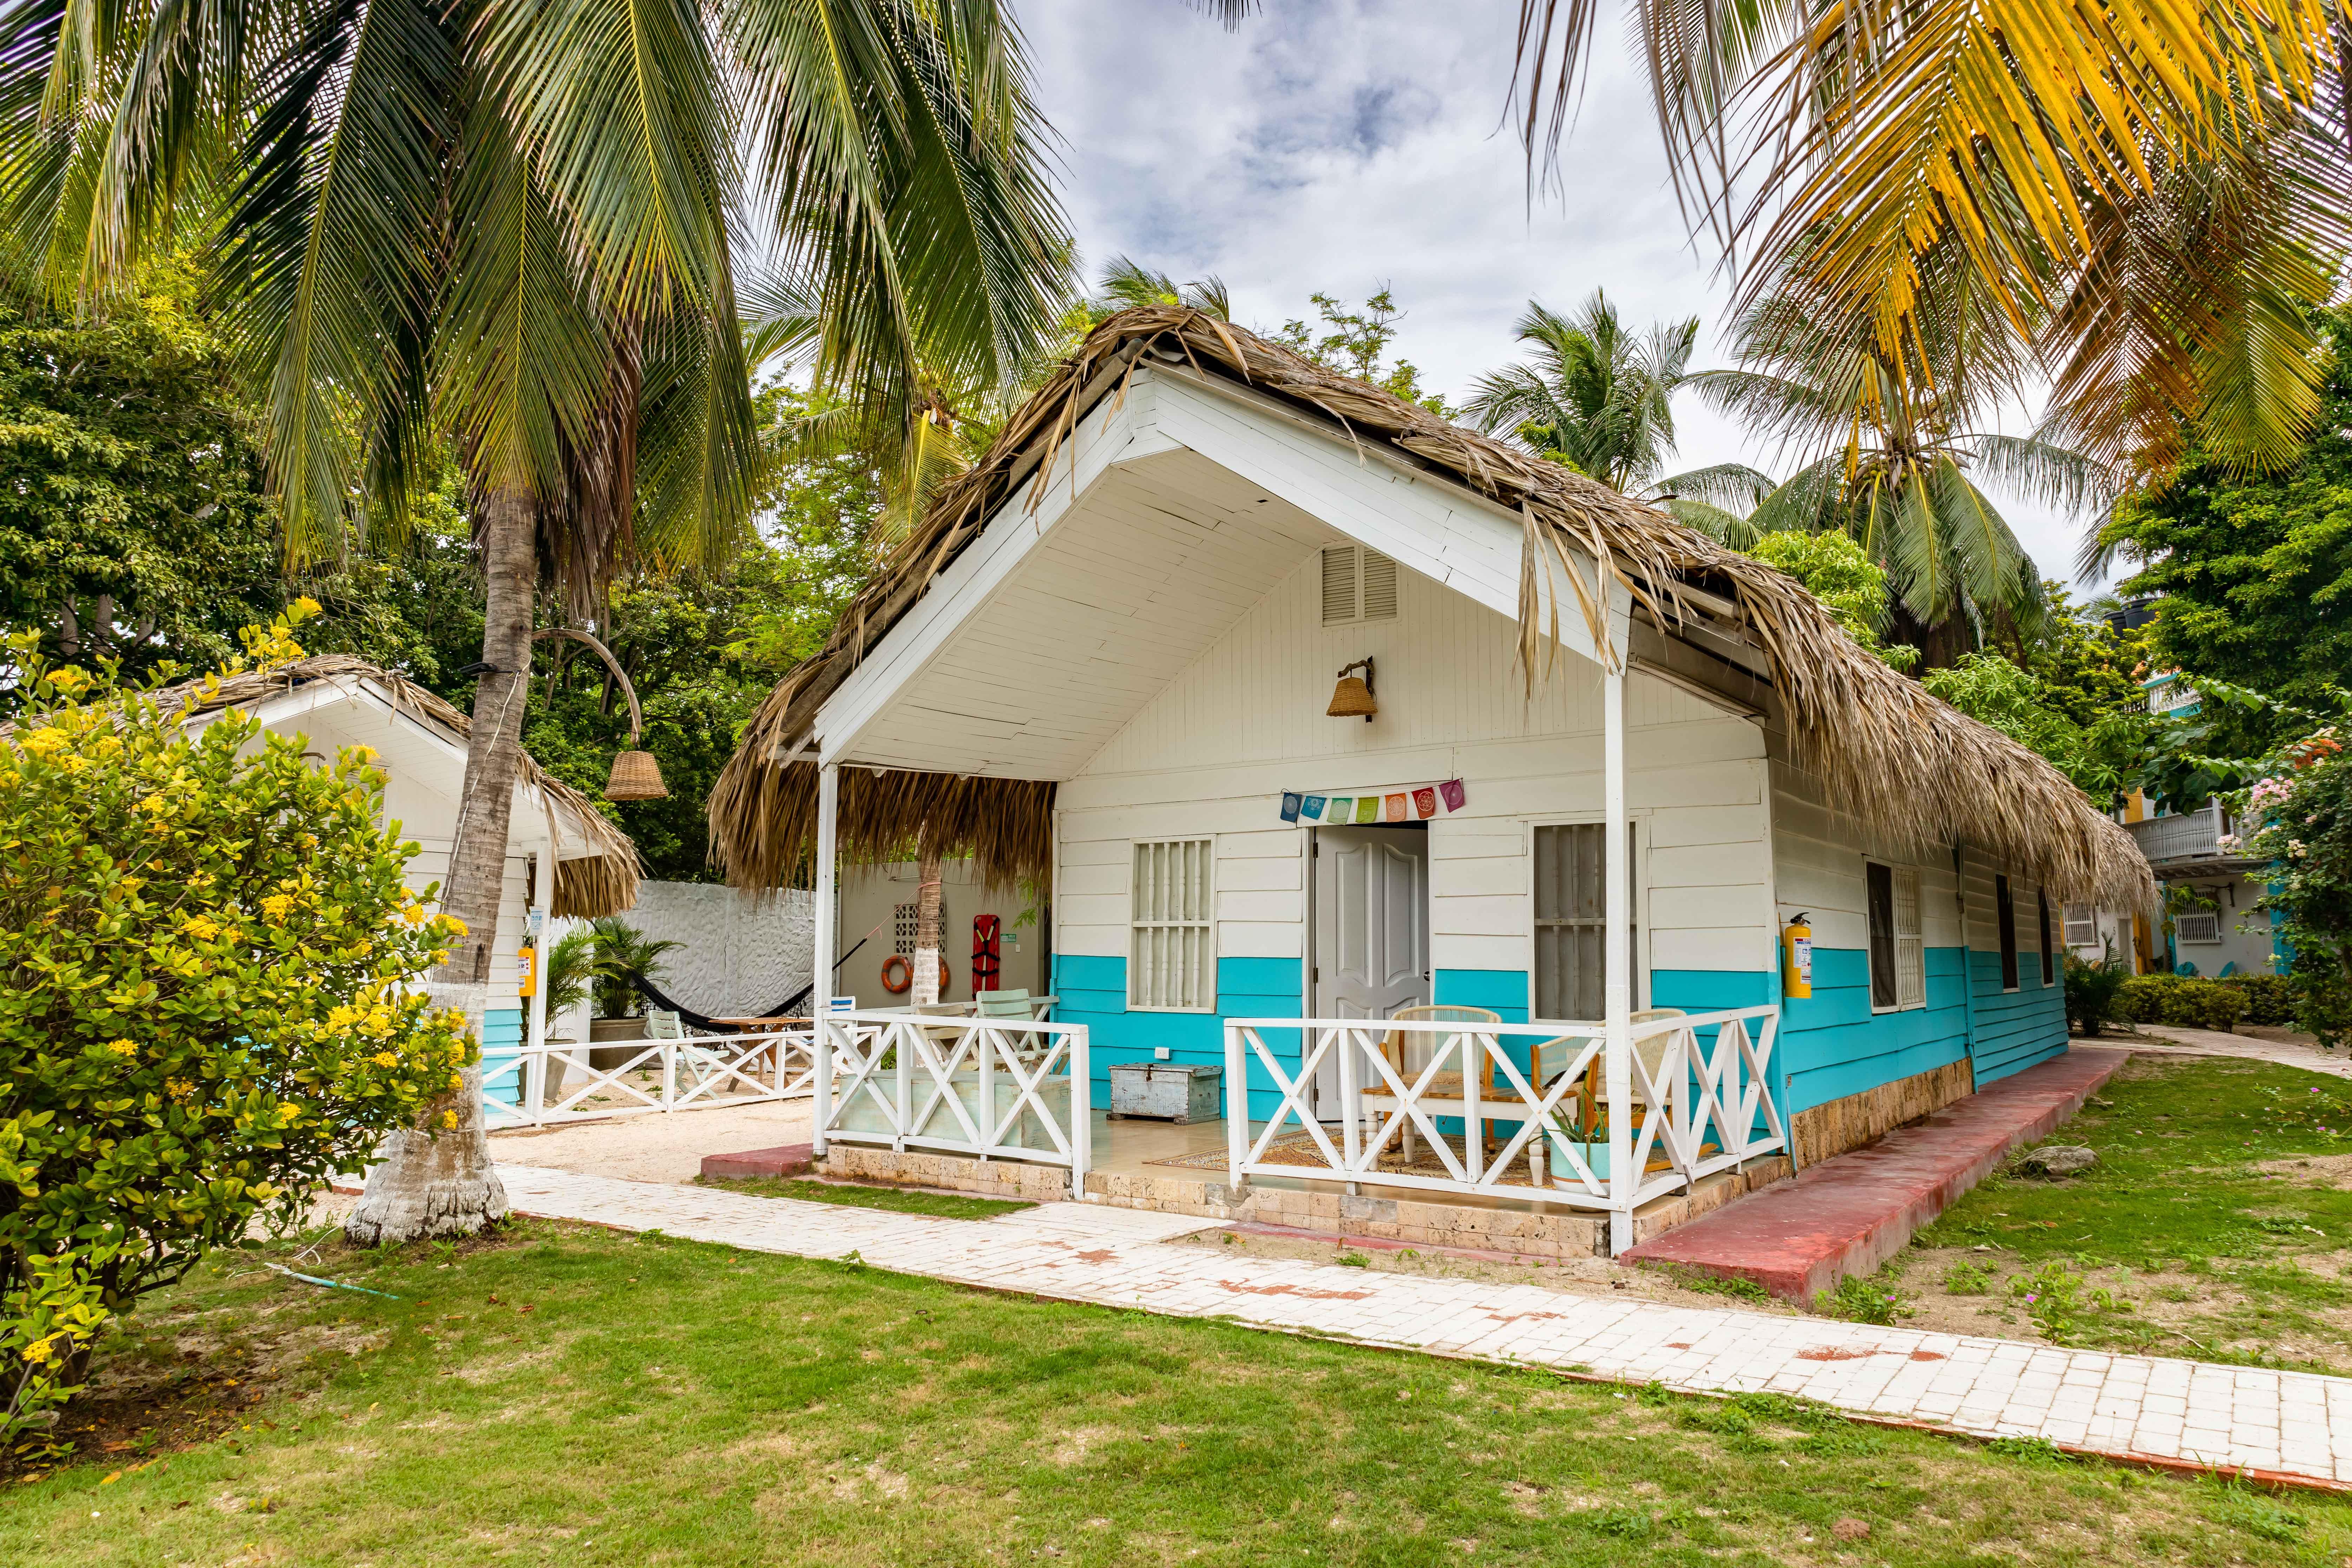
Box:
left=880, top=953, right=912, bottom=994
left=972, top=914, right=1001, bottom=993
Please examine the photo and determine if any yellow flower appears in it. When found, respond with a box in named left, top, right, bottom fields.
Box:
left=372, top=1051, right=399, bottom=1068
left=436, top=913, right=468, bottom=938
left=20, top=728, right=67, bottom=756
left=22, top=1335, right=55, bottom=1366
left=138, top=794, right=170, bottom=815
left=42, top=667, right=88, bottom=695
left=401, top=904, right=427, bottom=925
left=292, top=596, right=322, bottom=617
left=326, top=1004, right=359, bottom=1031
left=179, top=914, right=220, bottom=941
left=105, top=1038, right=136, bottom=1057
left=166, top=1078, right=196, bottom=1099
left=440, top=1109, right=458, bottom=1129
left=260, top=894, right=295, bottom=922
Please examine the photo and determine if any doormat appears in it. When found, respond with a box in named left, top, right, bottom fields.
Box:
left=1145, top=1130, right=1689, bottom=1180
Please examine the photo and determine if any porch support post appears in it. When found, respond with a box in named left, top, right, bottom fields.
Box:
left=811, top=759, right=839, bottom=1157
left=1603, top=664, right=1634, bottom=1255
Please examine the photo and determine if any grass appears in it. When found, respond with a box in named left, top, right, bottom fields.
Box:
left=694, top=1175, right=1034, bottom=1220
left=1901, top=1054, right=2352, bottom=1371
left=11, top=1217, right=2352, bottom=1567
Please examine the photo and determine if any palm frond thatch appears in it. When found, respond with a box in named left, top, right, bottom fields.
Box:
left=156, top=655, right=642, bottom=917
left=710, top=306, right=2155, bottom=913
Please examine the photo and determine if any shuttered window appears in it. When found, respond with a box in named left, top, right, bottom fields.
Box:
left=1866, top=862, right=1925, bottom=1011
left=1320, top=545, right=1400, bottom=626
left=1130, top=839, right=1214, bottom=1010
left=1997, top=875, right=2020, bottom=991
left=1533, top=824, right=1636, bottom=1021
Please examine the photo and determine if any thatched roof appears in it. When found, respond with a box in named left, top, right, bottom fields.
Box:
left=711, top=306, right=2155, bottom=912
left=159, top=655, right=642, bottom=917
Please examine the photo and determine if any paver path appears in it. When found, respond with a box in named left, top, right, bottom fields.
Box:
left=2121, top=1025, right=2352, bottom=1080
left=502, top=1163, right=2352, bottom=1490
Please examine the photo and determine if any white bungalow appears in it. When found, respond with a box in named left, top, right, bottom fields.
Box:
left=712, top=310, right=2154, bottom=1253
left=181, top=656, right=641, bottom=1080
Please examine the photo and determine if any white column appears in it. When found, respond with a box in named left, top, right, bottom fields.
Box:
left=1603, top=664, right=1634, bottom=1255
left=811, top=760, right=840, bottom=1157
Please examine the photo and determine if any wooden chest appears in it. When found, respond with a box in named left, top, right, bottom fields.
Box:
left=1106, top=1062, right=1223, bottom=1123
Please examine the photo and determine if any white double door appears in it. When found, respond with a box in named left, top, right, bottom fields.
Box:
left=1310, top=826, right=1428, bottom=1117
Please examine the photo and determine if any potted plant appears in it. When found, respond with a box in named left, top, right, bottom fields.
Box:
left=587, top=917, right=683, bottom=1069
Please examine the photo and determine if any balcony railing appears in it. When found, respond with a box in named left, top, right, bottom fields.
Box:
left=812, top=1012, right=1091, bottom=1181
left=481, top=1027, right=817, bottom=1130
left=2125, top=801, right=2236, bottom=867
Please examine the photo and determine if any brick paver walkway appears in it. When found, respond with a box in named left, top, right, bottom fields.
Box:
left=503, top=1164, right=2352, bottom=1489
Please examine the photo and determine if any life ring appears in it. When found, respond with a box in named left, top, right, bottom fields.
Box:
left=880, top=953, right=912, bottom=994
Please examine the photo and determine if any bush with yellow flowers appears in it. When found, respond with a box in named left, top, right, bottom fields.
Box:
left=0, top=604, right=468, bottom=1442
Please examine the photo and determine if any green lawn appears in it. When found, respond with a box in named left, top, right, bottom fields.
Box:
left=1899, top=1054, right=2352, bottom=1370
left=8, top=1217, right=2348, bottom=1566
left=695, top=1174, right=1035, bottom=1220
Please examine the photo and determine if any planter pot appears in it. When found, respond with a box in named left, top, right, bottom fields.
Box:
left=588, top=1017, right=649, bottom=1072
left=540, top=1039, right=580, bottom=1103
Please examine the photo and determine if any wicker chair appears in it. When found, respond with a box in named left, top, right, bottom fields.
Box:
left=1360, top=1004, right=1503, bottom=1162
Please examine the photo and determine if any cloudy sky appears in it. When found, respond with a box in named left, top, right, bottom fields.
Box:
left=1020, top=0, right=2091, bottom=587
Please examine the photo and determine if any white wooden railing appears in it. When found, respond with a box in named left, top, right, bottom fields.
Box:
left=480, top=1027, right=817, bottom=1130
left=1221, top=1006, right=1782, bottom=1225
left=811, top=1011, right=1090, bottom=1183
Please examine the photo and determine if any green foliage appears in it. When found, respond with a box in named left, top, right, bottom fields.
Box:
left=1941, top=1259, right=1997, bottom=1294
left=2008, top=583, right=2151, bottom=729
left=1746, top=530, right=1918, bottom=669
left=2220, top=972, right=2298, bottom=1027
left=1922, top=651, right=2143, bottom=798
left=2114, top=973, right=2250, bottom=1032
left=538, top=927, right=599, bottom=1021
left=2236, top=740, right=2352, bottom=1047
left=1460, top=292, right=1698, bottom=493
left=1271, top=290, right=1450, bottom=415
left=0, top=608, right=467, bottom=1441
left=2064, top=948, right=2134, bottom=1036
left=2101, top=306, right=2352, bottom=758
left=1813, top=1269, right=1915, bottom=1325
left=0, top=275, right=280, bottom=696
left=2205, top=1484, right=2308, bottom=1543
left=2008, top=1260, right=2088, bottom=1342
left=586, top=918, right=683, bottom=1019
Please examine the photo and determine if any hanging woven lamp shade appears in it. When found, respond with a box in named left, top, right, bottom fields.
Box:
left=605, top=747, right=668, bottom=801
left=1326, top=657, right=1377, bottom=721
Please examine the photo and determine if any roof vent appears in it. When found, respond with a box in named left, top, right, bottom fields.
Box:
left=1321, top=545, right=1400, bottom=626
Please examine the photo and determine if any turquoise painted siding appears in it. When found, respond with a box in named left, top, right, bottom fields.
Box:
left=478, top=1008, right=527, bottom=1108
left=1053, top=955, right=1303, bottom=1121
left=1772, top=947, right=1971, bottom=1113
left=1967, top=946, right=2067, bottom=1083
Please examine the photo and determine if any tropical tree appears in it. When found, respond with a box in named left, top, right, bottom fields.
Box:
left=1681, top=256, right=2108, bottom=659
left=1474, top=0, right=2347, bottom=480
left=1461, top=290, right=1771, bottom=529
left=1089, top=256, right=1232, bottom=322
left=2, top=0, right=1069, bottom=1240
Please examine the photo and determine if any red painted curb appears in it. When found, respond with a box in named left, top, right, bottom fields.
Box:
left=699, top=1143, right=817, bottom=1181
left=1622, top=1046, right=2132, bottom=1301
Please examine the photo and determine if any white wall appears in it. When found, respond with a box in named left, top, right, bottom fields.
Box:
left=610, top=881, right=815, bottom=1017
left=1054, top=551, right=1775, bottom=982
left=1767, top=756, right=1966, bottom=955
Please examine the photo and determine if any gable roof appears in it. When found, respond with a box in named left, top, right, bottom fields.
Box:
left=163, top=655, right=641, bottom=917
left=710, top=306, right=2155, bottom=913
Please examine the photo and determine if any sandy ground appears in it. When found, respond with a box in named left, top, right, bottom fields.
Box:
left=2106, top=1024, right=2350, bottom=1078
left=486, top=1100, right=817, bottom=1185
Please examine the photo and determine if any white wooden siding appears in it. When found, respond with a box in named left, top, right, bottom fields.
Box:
left=1767, top=756, right=1965, bottom=952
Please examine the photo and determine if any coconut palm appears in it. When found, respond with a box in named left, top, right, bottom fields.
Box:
left=1462, top=292, right=1776, bottom=533
left=1, top=0, right=1069, bottom=1240
left=1089, top=256, right=1232, bottom=322
left=1684, top=256, right=2108, bottom=658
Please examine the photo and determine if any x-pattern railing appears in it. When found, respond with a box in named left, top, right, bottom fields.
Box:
left=480, top=1028, right=816, bottom=1130
left=815, top=1011, right=1090, bottom=1178
left=1221, top=1004, right=1783, bottom=1217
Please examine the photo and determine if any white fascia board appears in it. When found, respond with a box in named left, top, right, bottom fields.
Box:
left=1142, top=370, right=1626, bottom=666
left=812, top=377, right=1181, bottom=766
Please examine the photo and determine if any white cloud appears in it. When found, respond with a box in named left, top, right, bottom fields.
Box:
left=1023, top=0, right=2094, bottom=588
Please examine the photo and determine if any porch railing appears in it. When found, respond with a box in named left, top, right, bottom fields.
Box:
left=480, top=1027, right=817, bottom=1130
left=1220, top=1006, right=1783, bottom=1222
left=811, top=1011, right=1090, bottom=1185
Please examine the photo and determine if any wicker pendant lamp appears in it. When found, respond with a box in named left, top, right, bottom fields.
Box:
left=534, top=626, right=669, bottom=801
left=1327, top=657, right=1377, bottom=722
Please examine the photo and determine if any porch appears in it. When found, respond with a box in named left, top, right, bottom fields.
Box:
left=803, top=1005, right=1792, bottom=1255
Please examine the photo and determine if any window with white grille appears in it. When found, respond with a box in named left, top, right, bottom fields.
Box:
left=1866, top=861, right=1925, bottom=1011
left=2174, top=910, right=2222, bottom=944
left=1532, top=823, right=1638, bottom=1020
left=1320, top=545, right=1400, bottom=626
left=2063, top=903, right=2097, bottom=947
left=1130, top=839, right=1215, bottom=1010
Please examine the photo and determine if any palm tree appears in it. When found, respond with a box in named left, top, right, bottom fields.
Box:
left=1088, top=256, right=1232, bottom=323
left=1462, top=292, right=1777, bottom=533
left=1683, top=255, right=2108, bottom=660
left=3, top=0, right=1069, bottom=1240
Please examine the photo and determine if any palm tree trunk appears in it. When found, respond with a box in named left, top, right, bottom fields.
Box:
left=345, top=487, right=536, bottom=1243
left=912, top=850, right=943, bottom=1006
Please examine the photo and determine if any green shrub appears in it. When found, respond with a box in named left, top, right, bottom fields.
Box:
left=2114, top=973, right=2248, bottom=1032
left=2219, top=972, right=2298, bottom=1027
left=2063, top=950, right=2132, bottom=1036
left=0, top=610, right=468, bottom=1442
left=1813, top=1271, right=1914, bottom=1325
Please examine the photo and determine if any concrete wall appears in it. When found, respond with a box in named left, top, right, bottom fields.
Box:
left=836, top=861, right=1048, bottom=1009
left=613, top=880, right=815, bottom=1017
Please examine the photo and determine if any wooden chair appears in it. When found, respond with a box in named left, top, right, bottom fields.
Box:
left=1561, top=1006, right=1686, bottom=1141
left=1359, top=1005, right=1503, bottom=1163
